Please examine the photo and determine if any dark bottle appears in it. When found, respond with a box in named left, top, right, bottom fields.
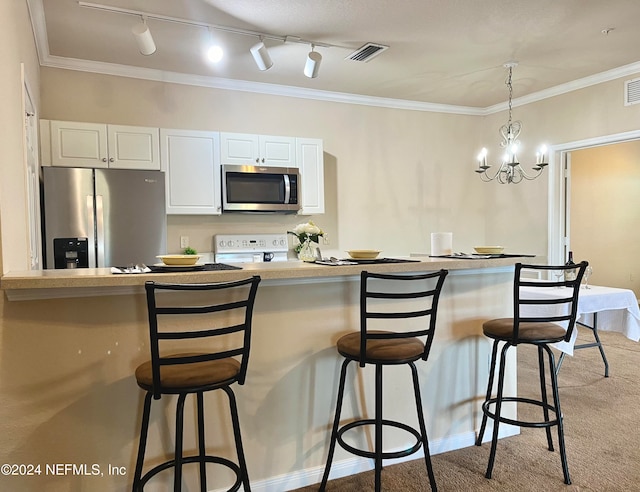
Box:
left=564, top=251, right=577, bottom=281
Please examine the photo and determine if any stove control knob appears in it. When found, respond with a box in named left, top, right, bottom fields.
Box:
left=219, top=240, right=226, bottom=248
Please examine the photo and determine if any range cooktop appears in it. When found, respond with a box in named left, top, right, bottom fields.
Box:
left=147, top=263, right=242, bottom=272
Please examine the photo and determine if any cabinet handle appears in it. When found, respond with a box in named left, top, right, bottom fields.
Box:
left=255, top=158, right=259, bottom=163
left=109, top=157, right=114, bottom=163
left=261, top=158, right=265, bottom=163
left=102, top=157, right=107, bottom=162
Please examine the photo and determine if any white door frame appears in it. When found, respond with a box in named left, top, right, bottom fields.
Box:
left=548, top=129, right=640, bottom=265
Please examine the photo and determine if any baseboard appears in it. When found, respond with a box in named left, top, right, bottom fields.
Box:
left=221, top=426, right=520, bottom=492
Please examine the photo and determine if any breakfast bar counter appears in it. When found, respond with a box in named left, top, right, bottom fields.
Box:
left=0, top=256, right=523, bottom=491
left=1, top=256, right=523, bottom=298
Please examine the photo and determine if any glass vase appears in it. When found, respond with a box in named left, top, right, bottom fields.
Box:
left=297, top=239, right=317, bottom=262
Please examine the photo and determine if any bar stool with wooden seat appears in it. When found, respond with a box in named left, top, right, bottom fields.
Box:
left=475, top=262, right=588, bottom=485
left=319, top=269, right=448, bottom=492
left=132, top=276, right=261, bottom=492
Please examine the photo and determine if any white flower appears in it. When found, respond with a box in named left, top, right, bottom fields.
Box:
left=293, top=222, right=321, bottom=236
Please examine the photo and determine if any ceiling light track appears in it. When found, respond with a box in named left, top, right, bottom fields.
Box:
left=77, top=1, right=345, bottom=49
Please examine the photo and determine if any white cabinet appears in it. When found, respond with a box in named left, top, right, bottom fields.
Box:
left=296, top=138, right=325, bottom=215
left=160, top=129, right=221, bottom=215
left=220, top=132, right=296, bottom=167
left=45, top=120, right=160, bottom=170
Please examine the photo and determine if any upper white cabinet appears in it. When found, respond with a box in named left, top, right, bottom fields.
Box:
left=44, top=120, right=160, bottom=170
left=160, top=129, right=221, bottom=215
left=221, top=132, right=296, bottom=167
left=297, top=138, right=325, bottom=215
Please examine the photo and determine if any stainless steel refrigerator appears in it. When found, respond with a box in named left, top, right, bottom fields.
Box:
left=42, top=167, right=167, bottom=269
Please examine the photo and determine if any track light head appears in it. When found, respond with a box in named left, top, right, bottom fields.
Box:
left=131, top=18, right=156, bottom=56
left=304, top=48, right=322, bottom=78
left=250, top=41, right=273, bottom=71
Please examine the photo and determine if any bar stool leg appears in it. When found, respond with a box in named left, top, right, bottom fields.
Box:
left=410, top=361, right=437, bottom=491
left=374, top=363, right=383, bottom=492
left=485, top=342, right=509, bottom=479
left=196, top=392, right=207, bottom=492
left=476, top=340, right=499, bottom=446
left=545, top=346, right=572, bottom=485
left=537, top=346, right=554, bottom=451
left=132, top=392, right=153, bottom=492
left=222, top=386, right=251, bottom=492
left=174, top=393, right=187, bottom=491
left=319, top=358, right=351, bottom=491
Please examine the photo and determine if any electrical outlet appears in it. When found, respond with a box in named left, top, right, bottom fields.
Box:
left=322, top=233, right=330, bottom=245
left=180, top=236, right=189, bottom=249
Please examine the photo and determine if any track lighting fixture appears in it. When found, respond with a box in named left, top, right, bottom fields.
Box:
left=81, top=2, right=348, bottom=77
left=304, top=46, right=322, bottom=78
left=250, top=40, right=273, bottom=71
left=131, top=17, right=156, bottom=56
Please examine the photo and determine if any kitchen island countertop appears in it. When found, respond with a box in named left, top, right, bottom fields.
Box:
left=1, top=256, right=531, bottom=300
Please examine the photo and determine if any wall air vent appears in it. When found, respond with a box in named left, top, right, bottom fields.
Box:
left=624, top=77, right=640, bottom=106
left=345, top=43, right=389, bottom=62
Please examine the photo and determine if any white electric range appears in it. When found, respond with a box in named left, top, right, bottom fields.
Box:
left=214, top=234, right=290, bottom=264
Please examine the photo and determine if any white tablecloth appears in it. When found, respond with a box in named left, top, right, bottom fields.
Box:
left=519, top=285, right=640, bottom=355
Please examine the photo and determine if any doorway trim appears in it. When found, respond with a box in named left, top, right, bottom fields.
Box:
left=548, top=129, right=640, bottom=265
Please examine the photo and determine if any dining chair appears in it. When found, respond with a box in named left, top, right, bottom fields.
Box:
left=475, top=261, right=588, bottom=485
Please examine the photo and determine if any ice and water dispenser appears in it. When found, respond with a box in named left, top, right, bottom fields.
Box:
left=53, top=237, right=89, bottom=269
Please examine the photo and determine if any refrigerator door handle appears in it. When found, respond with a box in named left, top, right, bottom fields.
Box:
left=95, top=195, right=105, bottom=267
left=86, top=195, right=97, bottom=268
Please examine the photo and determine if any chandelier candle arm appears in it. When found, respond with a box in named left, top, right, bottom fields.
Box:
left=474, top=62, right=548, bottom=184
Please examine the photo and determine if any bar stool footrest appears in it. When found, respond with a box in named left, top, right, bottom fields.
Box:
left=137, top=455, right=242, bottom=492
left=336, top=418, right=423, bottom=460
left=482, top=396, right=560, bottom=429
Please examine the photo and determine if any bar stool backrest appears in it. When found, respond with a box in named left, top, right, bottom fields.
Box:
left=514, top=262, right=588, bottom=343
left=359, top=269, right=449, bottom=366
left=144, top=276, right=261, bottom=399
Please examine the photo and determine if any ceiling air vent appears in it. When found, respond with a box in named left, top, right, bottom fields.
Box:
left=624, top=77, right=640, bottom=106
left=345, top=43, right=389, bottom=62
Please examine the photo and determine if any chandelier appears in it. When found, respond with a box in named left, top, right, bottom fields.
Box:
left=475, top=62, right=548, bottom=184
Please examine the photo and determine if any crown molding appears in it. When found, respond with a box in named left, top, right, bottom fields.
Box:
left=485, top=60, right=640, bottom=115
left=40, top=55, right=486, bottom=116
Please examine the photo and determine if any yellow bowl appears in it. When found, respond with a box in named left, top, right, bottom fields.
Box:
left=346, top=250, right=381, bottom=259
left=474, top=246, right=504, bottom=254
left=156, top=254, right=201, bottom=266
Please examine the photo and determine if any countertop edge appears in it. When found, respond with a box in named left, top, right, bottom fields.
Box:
left=1, top=257, right=531, bottom=300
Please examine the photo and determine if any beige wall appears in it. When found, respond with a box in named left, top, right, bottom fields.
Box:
left=570, top=141, right=640, bottom=296
left=0, top=0, right=40, bottom=274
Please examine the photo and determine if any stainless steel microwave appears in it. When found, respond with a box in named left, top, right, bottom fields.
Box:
left=221, top=165, right=300, bottom=213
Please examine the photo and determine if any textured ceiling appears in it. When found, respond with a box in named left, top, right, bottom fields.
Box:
left=29, top=0, right=640, bottom=109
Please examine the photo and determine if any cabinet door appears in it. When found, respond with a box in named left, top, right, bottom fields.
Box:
left=220, top=132, right=259, bottom=165
left=296, top=138, right=325, bottom=214
left=50, top=121, right=108, bottom=168
left=161, top=129, right=221, bottom=215
left=107, top=125, right=160, bottom=170
left=260, top=135, right=296, bottom=167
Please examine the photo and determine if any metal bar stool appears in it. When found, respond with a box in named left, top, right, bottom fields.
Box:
left=132, top=276, right=260, bottom=492
left=320, top=269, right=448, bottom=492
left=475, top=262, right=588, bottom=485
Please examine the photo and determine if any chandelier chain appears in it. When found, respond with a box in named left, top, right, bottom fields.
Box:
left=506, top=67, right=513, bottom=129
